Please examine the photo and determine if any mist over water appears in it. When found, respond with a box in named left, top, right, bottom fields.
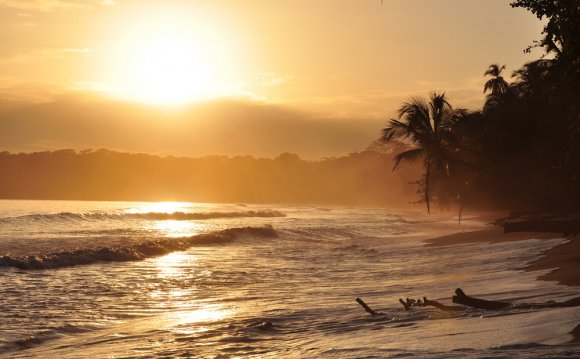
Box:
left=0, top=200, right=579, bottom=358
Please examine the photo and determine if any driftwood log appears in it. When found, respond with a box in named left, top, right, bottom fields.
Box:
left=356, top=297, right=379, bottom=316
left=452, top=288, right=511, bottom=309
left=356, top=288, right=580, bottom=315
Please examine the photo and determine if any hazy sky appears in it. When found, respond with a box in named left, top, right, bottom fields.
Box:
left=0, top=0, right=544, bottom=158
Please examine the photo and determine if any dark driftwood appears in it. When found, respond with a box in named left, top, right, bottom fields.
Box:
left=356, top=289, right=580, bottom=316
left=356, top=297, right=378, bottom=316
left=399, top=298, right=410, bottom=311
left=451, top=289, right=580, bottom=310
left=452, top=288, right=511, bottom=309
left=422, top=297, right=464, bottom=311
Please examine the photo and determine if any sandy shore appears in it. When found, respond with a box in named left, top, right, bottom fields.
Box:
left=425, top=227, right=579, bottom=286
left=525, top=235, right=580, bottom=287
left=573, top=324, right=580, bottom=343
left=424, top=227, right=563, bottom=247
left=425, top=226, right=580, bottom=341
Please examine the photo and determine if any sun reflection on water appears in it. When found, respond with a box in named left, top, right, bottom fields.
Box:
left=153, top=219, right=205, bottom=237
left=154, top=252, right=195, bottom=278
left=165, top=305, right=232, bottom=335
left=152, top=251, right=233, bottom=335
left=136, top=203, right=235, bottom=338
left=175, top=306, right=231, bottom=325
left=127, top=201, right=191, bottom=214
left=125, top=202, right=209, bottom=237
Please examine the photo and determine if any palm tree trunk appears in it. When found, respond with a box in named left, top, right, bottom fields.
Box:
left=425, top=161, right=431, bottom=214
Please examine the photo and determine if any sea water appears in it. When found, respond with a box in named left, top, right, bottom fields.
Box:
left=0, top=200, right=579, bottom=358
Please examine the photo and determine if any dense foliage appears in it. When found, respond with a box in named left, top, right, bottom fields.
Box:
left=0, top=149, right=419, bottom=206
left=383, top=1, right=580, bottom=212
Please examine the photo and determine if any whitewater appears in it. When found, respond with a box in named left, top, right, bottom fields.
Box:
left=0, top=200, right=579, bottom=358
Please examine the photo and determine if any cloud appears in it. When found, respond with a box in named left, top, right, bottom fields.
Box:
left=0, top=0, right=90, bottom=11
left=0, top=95, right=383, bottom=159
left=0, top=80, right=68, bottom=103
left=61, top=47, right=94, bottom=54
left=0, top=47, right=93, bottom=65
left=0, top=0, right=115, bottom=11
left=257, top=72, right=292, bottom=87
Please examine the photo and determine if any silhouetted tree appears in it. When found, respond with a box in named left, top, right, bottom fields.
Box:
left=380, top=1, right=580, bottom=212
left=483, top=64, right=508, bottom=96
left=511, top=0, right=580, bottom=114
left=510, top=0, right=580, bottom=60
left=382, top=93, right=467, bottom=212
left=483, top=64, right=510, bottom=115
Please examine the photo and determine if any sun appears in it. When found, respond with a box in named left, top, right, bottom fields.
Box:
left=101, top=5, right=244, bottom=105
left=126, top=30, right=218, bottom=105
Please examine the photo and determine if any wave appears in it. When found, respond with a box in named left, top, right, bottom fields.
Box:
left=0, top=210, right=286, bottom=223
left=0, top=226, right=277, bottom=270
left=134, top=210, right=285, bottom=220
left=0, top=323, right=94, bottom=354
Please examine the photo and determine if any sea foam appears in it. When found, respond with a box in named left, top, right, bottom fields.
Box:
left=0, top=226, right=277, bottom=270
left=0, top=210, right=285, bottom=223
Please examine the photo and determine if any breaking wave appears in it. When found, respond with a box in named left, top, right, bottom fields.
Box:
left=0, top=226, right=277, bottom=270
left=0, top=210, right=286, bottom=223
left=0, top=323, right=96, bottom=354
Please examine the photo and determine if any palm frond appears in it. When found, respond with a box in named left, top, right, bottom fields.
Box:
left=483, top=79, right=494, bottom=93
left=382, top=119, right=416, bottom=142
left=392, top=147, right=424, bottom=170
left=441, top=108, right=468, bottom=130
left=430, top=92, right=451, bottom=111
left=484, top=76, right=508, bottom=95
left=397, top=98, right=432, bottom=135
left=398, top=97, right=430, bottom=120
left=484, top=64, right=505, bottom=77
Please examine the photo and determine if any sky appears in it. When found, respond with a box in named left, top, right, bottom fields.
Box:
left=0, top=0, right=544, bottom=158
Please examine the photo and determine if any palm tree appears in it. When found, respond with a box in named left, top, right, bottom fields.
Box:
left=382, top=93, right=465, bottom=213
left=511, top=60, right=555, bottom=98
left=483, top=64, right=509, bottom=96
left=384, top=92, right=575, bottom=213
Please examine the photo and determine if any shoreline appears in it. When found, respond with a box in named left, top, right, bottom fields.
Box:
left=424, top=226, right=579, bottom=287
left=425, top=225, right=580, bottom=342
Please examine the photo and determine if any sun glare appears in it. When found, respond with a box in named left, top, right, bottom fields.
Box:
left=127, top=202, right=189, bottom=214
left=102, top=5, right=244, bottom=105
left=153, top=220, right=204, bottom=238
left=127, top=31, right=218, bottom=105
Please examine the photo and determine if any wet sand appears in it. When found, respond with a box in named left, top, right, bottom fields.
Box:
left=425, top=226, right=580, bottom=341
left=572, top=324, right=580, bottom=343
left=425, top=227, right=579, bottom=286
left=525, top=235, right=580, bottom=287
left=424, top=227, right=563, bottom=247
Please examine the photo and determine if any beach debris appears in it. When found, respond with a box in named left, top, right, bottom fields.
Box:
left=357, top=288, right=580, bottom=315
left=452, top=288, right=511, bottom=310
left=356, top=297, right=381, bottom=316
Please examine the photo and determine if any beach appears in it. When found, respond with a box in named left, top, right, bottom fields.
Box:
left=1, top=200, right=579, bottom=358
left=426, top=224, right=580, bottom=341
left=1, top=0, right=578, bottom=357
left=426, top=225, right=580, bottom=287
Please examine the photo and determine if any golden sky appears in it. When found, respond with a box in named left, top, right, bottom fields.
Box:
left=0, top=0, right=543, bottom=158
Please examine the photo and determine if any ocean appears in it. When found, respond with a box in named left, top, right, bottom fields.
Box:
left=0, top=200, right=579, bottom=358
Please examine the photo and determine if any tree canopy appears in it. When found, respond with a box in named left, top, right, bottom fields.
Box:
left=383, top=1, right=580, bottom=212
left=510, top=0, right=580, bottom=59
